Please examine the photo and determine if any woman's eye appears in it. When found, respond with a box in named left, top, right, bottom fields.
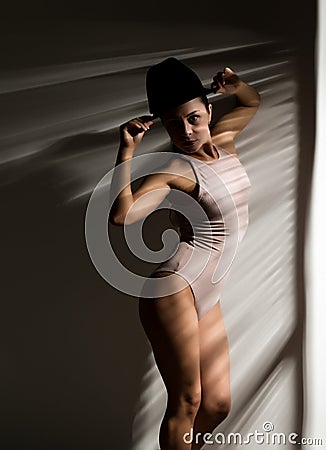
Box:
left=189, top=115, right=200, bottom=123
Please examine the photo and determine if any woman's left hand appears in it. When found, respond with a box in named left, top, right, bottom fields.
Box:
left=211, top=67, right=241, bottom=95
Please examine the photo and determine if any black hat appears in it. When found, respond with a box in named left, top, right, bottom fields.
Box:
left=146, top=57, right=208, bottom=117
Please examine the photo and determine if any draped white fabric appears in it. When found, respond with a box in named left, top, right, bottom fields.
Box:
left=303, top=1, right=326, bottom=446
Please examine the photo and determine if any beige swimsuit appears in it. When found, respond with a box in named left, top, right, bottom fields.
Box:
left=142, top=144, right=252, bottom=320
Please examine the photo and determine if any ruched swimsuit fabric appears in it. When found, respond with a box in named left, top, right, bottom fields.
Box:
left=149, top=145, right=252, bottom=320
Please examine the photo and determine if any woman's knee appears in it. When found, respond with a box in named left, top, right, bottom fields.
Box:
left=200, top=390, right=231, bottom=420
left=168, top=387, right=202, bottom=418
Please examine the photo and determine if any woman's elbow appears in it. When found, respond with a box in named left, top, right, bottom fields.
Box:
left=109, top=212, right=125, bottom=226
left=252, top=91, right=261, bottom=107
left=109, top=212, right=139, bottom=226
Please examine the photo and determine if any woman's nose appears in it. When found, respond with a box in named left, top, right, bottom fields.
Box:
left=182, top=120, right=192, bottom=136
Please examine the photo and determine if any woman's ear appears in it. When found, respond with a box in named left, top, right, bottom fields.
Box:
left=208, top=103, right=212, bottom=124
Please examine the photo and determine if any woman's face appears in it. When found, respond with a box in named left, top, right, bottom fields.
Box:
left=160, top=97, right=212, bottom=154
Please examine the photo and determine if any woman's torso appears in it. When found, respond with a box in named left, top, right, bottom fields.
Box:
left=165, top=145, right=252, bottom=251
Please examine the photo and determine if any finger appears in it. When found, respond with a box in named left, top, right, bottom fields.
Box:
left=211, top=82, right=224, bottom=94
left=123, top=121, right=145, bottom=138
left=133, top=119, right=149, bottom=132
left=213, top=71, right=224, bottom=82
left=213, top=78, right=224, bottom=88
left=213, top=71, right=225, bottom=87
left=136, top=118, right=151, bottom=129
left=137, top=116, right=154, bottom=130
left=143, top=120, right=154, bottom=128
left=139, top=114, right=155, bottom=122
left=223, top=68, right=239, bottom=83
left=211, top=80, right=223, bottom=92
left=137, top=120, right=149, bottom=131
left=126, top=121, right=143, bottom=133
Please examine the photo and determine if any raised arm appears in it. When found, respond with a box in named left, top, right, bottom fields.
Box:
left=109, top=116, right=172, bottom=226
left=210, top=67, right=261, bottom=155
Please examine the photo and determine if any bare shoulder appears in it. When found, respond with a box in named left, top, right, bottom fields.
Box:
left=212, top=135, right=239, bottom=159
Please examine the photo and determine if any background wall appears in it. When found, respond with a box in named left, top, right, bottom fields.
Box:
left=0, top=1, right=317, bottom=449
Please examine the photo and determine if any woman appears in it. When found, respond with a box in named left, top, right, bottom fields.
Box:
left=110, top=57, right=260, bottom=450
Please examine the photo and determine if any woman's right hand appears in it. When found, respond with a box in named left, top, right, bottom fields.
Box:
left=119, top=116, right=154, bottom=152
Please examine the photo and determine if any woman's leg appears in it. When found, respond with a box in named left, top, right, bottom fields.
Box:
left=191, top=301, right=231, bottom=450
left=138, top=272, right=201, bottom=450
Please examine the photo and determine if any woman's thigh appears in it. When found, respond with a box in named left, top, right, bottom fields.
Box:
left=198, top=301, right=231, bottom=410
left=138, top=272, right=201, bottom=396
